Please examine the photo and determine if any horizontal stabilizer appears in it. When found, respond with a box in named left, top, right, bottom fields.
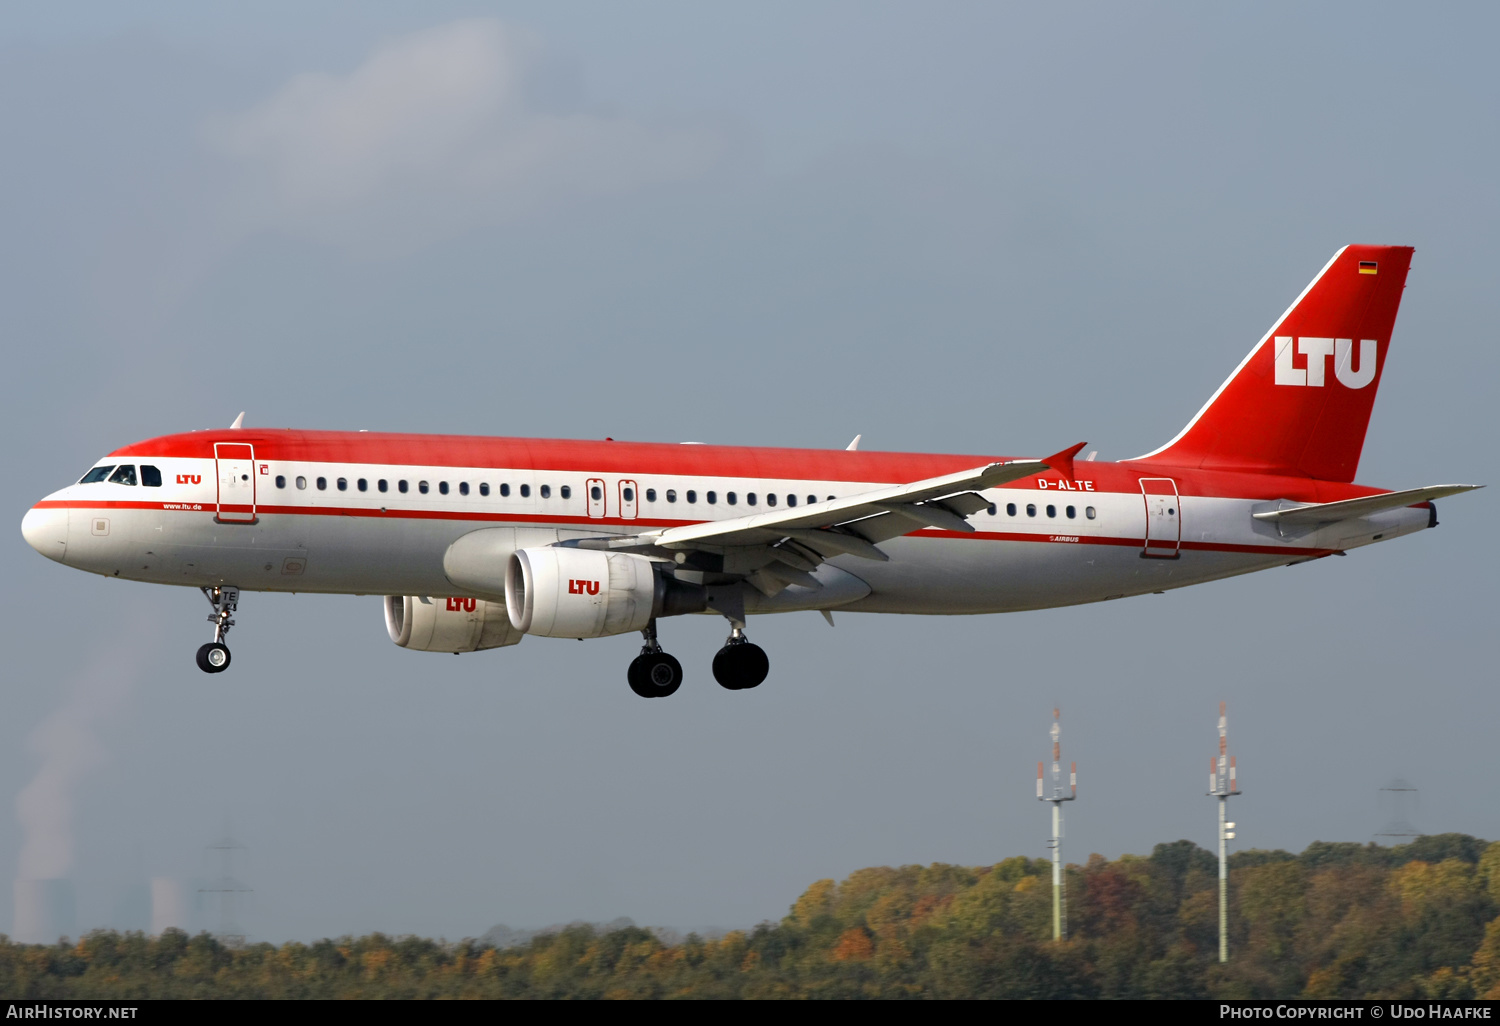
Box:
left=1252, top=484, right=1482, bottom=525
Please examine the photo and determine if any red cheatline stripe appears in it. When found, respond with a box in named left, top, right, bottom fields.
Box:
left=30, top=500, right=1339, bottom=558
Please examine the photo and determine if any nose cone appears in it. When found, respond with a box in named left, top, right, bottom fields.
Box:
left=22, top=506, right=68, bottom=563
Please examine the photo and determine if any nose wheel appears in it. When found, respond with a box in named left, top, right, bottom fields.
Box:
left=196, top=642, right=231, bottom=673
left=197, top=586, right=239, bottom=674
left=628, top=621, right=683, bottom=697
left=713, top=624, right=769, bottom=691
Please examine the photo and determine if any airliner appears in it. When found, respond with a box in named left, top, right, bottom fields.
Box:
left=20, top=246, right=1479, bottom=696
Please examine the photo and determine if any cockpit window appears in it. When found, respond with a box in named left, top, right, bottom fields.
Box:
left=108, top=465, right=138, bottom=486
left=80, top=466, right=115, bottom=484
left=140, top=465, right=162, bottom=487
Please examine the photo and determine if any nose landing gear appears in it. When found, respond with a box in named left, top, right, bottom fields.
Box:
left=196, top=586, right=239, bottom=674
left=712, top=623, right=769, bottom=691
left=627, top=620, right=683, bottom=697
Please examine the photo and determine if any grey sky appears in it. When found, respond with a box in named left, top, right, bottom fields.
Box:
left=3, top=2, right=1496, bottom=942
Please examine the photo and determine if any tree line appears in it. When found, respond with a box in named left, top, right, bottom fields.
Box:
left=4, top=834, right=1498, bottom=999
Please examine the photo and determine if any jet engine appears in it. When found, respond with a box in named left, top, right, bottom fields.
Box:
left=384, top=595, right=523, bottom=653
left=505, top=547, right=705, bottom=639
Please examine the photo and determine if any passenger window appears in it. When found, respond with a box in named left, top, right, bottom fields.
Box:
left=622, top=487, right=634, bottom=502
left=561, top=485, right=571, bottom=500
left=275, top=475, right=286, bottom=489
left=987, top=503, right=996, bottom=516
left=378, top=480, right=388, bottom=493
left=646, top=488, right=657, bottom=502
left=109, top=465, right=137, bottom=486
left=500, top=483, right=510, bottom=497
left=590, top=485, right=602, bottom=501
left=540, top=484, right=551, bottom=499
left=1046, top=504, right=1056, bottom=518
left=1026, top=503, right=1036, bottom=517
left=808, top=495, right=817, bottom=505
left=358, top=479, right=368, bottom=492
left=766, top=493, right=776, bottom=507
left=706, top=491, right=717, bottom=504
left=520, top=484, right=530, bottom=498
left=398, top=480, right=408, bottom=493
left=317, top=477, right=327, bottom=490
left=459, top=482, right=469, bottom=496
left=296, top=476, right=307, bottom=490
left=141, top=465, right=163, bottom=487
left=687, top=490, right=697, bottom=503
left=727, top=492, right=737, bottom=506
left=439, top=482, right=450, bottom=495
left=79, top=466, right=115, bottom=484
left=787, top=495, right=796, bottom=507
left=1066, top=505, right=1076, bottom=519
left=418, top=481, right=429, bottom=494
left=1086, top=506, right=1097, bottom=520
left=827, top=495, right=836, bottom=501
left=1007, top=503, right=1017, bottom=516
left=666, top=489, right=677, bottom=503
left=746, top=493, right=757, bottom=506
left=337, top=478, right=348, bottom=491
left=479, top=483, right=490, bottom=497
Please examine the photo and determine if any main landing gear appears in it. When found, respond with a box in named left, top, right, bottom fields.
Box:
left=712, top=623, right=769, bottom=691
left=624, top=619, right=771, bottom=698
left=196, top=586, right=239, bottom=674
left=628, top=620, right=683, bottom=698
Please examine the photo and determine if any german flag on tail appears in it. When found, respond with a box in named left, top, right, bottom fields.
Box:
left=1359, top=260, right=1378, bottom=275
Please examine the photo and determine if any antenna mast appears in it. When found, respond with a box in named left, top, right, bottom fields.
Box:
left=1207, top=701, right=1242, bottom=963
left=198, top=831, right=251, bottom=949
left=1037, top=707, right=1077, bottom=942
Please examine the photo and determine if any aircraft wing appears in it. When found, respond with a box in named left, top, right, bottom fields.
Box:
left=1251, top=484, right=1482, bottom=525
left=572, top=445, right=1085, bottom=594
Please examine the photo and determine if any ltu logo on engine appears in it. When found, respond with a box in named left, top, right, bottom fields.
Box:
left=568, top=579, right=601, bottom=596
left=1274, top=337, right=1377, bottom=388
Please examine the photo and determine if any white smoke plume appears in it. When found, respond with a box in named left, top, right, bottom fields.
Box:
left=15, top=623, right=151, bottom=887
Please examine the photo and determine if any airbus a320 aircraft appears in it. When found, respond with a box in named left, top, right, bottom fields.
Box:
left=21, top=246, right=1479, bottom=696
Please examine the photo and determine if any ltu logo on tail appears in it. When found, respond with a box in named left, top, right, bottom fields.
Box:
left=1274, top=337, right=1377, bottom=388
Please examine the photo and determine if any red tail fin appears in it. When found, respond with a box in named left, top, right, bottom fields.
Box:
left=1137, top=245, right=1413, bottom=481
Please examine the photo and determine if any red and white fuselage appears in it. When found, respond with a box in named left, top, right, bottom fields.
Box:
left=19, top=245, right=1478, bottom=687
left=18, top=432, right=1435, bottom=611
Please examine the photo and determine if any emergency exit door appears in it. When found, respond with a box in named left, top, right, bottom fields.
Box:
left=214, top=442, right=257, bottom=523
left=1140, top=477, right=1180, bottom=558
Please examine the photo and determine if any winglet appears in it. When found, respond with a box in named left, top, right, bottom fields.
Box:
left=229, top=412, right=245, bottom=430
left=1040, top=442, right=1088, bottom=481
left=846, top=434, right=862, bottom=451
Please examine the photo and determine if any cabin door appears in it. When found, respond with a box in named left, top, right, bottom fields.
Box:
left=214, top=443, right=257, bottom=524
left=1140, top=477, right=1180, bottom=558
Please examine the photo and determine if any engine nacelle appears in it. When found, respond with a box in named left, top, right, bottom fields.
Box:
left=505, top=547, right=704, bottom=639
left=384, top=595, right=524, bottom=653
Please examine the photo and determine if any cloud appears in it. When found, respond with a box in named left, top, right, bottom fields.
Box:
left=207, top=19, right=727, bottom=251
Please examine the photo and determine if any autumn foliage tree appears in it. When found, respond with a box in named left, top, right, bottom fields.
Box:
left=2, top=835, right=1495, bottom=999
